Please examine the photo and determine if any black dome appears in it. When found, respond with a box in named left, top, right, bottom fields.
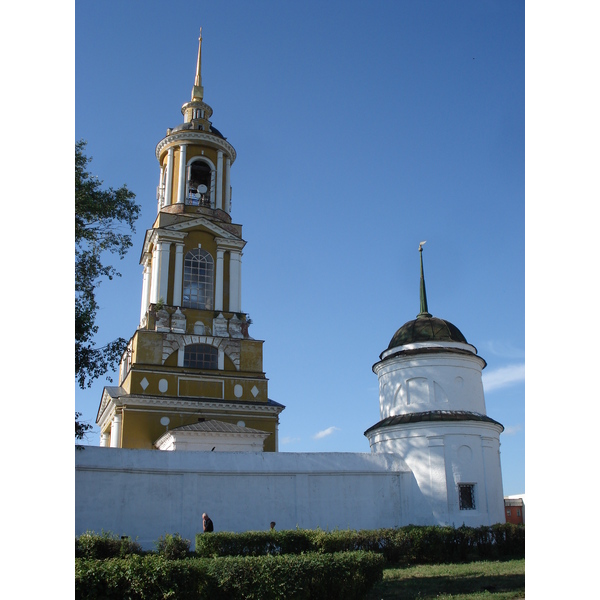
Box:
left=387, top=314, right=467, bottom=350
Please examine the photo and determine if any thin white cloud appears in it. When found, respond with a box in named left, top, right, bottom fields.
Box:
left=313, top=426, right=340, bottom=440
left=503, top=424, right=523, bottom=436
left=280, top=436, right=301, bottom=445
left=481, top=341, right=525, bottom=360
left=482, top=363, right=525, bottom=392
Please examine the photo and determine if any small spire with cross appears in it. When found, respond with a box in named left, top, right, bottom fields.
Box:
left=418, top=241, right=432, bottom=318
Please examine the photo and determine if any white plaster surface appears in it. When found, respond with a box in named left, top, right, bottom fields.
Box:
left=375, top=352, right=487, bottom=418
left=76, top=447, right=422, bottom=550
left=366, top=422, right=505, bottom=526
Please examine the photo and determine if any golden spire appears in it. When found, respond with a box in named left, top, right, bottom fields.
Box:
left=191, top=27, right=204, bottom=101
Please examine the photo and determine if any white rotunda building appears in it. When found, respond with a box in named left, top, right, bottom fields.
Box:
left=365, top=244, right=505, bottom=525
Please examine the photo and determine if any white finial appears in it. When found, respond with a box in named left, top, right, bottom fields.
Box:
left=419, top=240, right=427, bottom=250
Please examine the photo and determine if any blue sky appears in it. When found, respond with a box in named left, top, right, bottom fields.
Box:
left=74, top=0, right=525, bottom=496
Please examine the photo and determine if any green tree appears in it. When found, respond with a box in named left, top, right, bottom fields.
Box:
left=75, top=140, right=140, bottom=397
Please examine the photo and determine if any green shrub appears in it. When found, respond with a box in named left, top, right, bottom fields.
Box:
left=75, top=555, right=210, bottom=600
left=490, top=522, right=525, bottom=556
left=75, top=552, right=384, bottom=600
left=196, top=524, right=524, bottom=565
left=156, top=533, right=191, bottom=559
left=196, top=529, right=315, bottom=558
left=204, top=551, right=385, bottom=600
left=75, top=530, right=143, bottom=559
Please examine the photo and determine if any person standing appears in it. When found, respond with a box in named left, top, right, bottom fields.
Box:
left=202, top=513, right=214, bottom=532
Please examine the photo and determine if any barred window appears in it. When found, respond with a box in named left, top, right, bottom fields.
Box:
left=184, top=344, right=218, bottom=369
left=183, top=248, right=214, bottom=309
left=458, top=484, right=476, bottom=510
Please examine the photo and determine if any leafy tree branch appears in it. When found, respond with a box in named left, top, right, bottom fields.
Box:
left=75, top=140, right=140, bottom=394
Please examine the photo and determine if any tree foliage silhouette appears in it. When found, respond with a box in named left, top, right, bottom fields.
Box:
left=75, top=140, right=140, bottom=399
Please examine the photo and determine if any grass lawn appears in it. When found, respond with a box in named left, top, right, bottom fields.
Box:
left=366, top=558, right=525, bottom=600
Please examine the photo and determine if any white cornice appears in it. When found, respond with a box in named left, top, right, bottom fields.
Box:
left=161, top=216, right=245, bottom=243
left=378, top=340, right=479, bottom=362
left=156, top=131, right=236, bottom=163
left=102, top=393, right=284, bottom=415
left=155, top=429, right=270, bottom=450
left=215, top=237, right=246, bottom=252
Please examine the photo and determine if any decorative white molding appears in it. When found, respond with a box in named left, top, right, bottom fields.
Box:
left=156, top=131, right=236, bottom=164
left=379, top=340, right=479, bottom=362
left=162, top=333, right=241, bottom=370
left=101, top=393, right=284, bottom=415
left=163, top=215, right=245, bottom=245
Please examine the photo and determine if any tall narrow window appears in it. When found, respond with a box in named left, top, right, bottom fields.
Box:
left=458, top=484, right=476, bottom=510
left=183, top=249, right=214, bottom=309
left=184, top=344, right=218, bottom=369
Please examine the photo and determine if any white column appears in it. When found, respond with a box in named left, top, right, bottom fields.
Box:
left=210, top=169, right=216, bottom=207
left=215, top=249, right=225, bottom=311
left=150, top=246, right=160, bottom=304
left=225, top=157, right=231, bottom=212
left=172, top=243, right=184, bottom=306
left=229, top=250, right=241, bottom=312
left=100, top=432, right=110, bottom=447
left=158, top=241, right=171, bottom=303
left=238, top=252, right=242, bottom=311
left=216, top=151, right=223, bottom=210
left=140, top=257, right=151, bottom=324
left=157, top=166, right=165, bottom=211
left=176, top=144, right=187, bottom=204
left=164, top=147, right=174, bottom=206
left=110, top=414, right=122, bottom=448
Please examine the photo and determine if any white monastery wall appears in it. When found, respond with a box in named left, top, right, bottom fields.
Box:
left=76, top=447, right=432, bottom=550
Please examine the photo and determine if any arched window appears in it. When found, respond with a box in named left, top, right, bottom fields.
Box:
left=183, top=249, right=214, bottom=309
left=184, top=344, right=218, bottom=369
left=187, top=160, right=212, bottom=207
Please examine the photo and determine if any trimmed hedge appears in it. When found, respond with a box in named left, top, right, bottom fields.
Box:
left=195, top=529, right=316, bottom=557
left=76, top=530, right=143, bottom=559
left=75, top=551, right=385, bottom=600
left=75, top=555, right=209, bottom=600
left=196, top=523, right=524, bottom=564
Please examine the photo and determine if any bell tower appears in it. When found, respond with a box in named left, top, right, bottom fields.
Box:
left=96, top=30, right=284, bottom=452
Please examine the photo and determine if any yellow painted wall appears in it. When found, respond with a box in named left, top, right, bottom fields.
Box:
left=240, top=340, right=264, bottom=372
left=134, top=331, right=163, bottom=365
left=222, top=378, right=268, bottom=402
left=179, top=378, right=224, bottom=399
left=120, top=407, right=279, bottom=452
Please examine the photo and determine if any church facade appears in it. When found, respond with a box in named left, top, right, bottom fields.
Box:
left=77, top=33, right=505, bottom=547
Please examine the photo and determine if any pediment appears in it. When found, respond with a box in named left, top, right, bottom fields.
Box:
left=96, top=386, right=125, bottom=425
left=165, top=215, right=243, bottom=241
left=154, top=420, right=270, bottom=452
left=140, top=217, right=245, bottom=259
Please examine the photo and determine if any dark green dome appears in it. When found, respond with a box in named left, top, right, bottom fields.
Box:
left=387, top=314, right=467, bottom=350
left=387, top=243, right=469, bottom=352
